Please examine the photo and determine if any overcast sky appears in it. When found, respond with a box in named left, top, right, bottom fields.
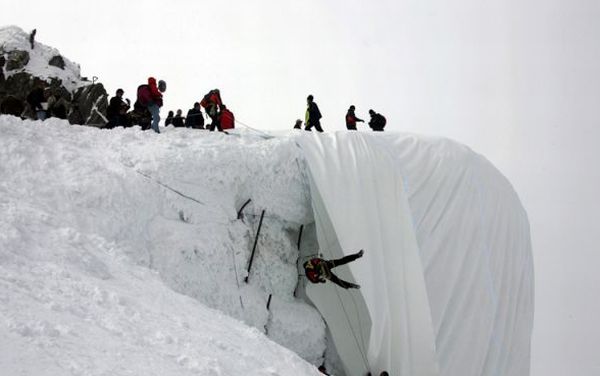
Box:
left=3, top=1, right=600, bottom=374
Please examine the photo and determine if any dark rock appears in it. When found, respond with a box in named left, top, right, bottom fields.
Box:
left=5, top=50, right=30, bottom=71
left=0, top=72, right=37, bottom=100
left=0, top=55, right=5, bottom=82
left=0, top=95, right=25, bottom=117
left=71, top=83, right=108, bottom=126
left=48, top=55, right=65, bottom=70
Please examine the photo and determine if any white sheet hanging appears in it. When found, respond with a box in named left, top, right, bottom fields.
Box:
left=297, top=131, right=533, bottom=376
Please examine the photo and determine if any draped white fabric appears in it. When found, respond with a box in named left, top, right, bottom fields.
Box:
left=298, top=132, right=534, bottom=376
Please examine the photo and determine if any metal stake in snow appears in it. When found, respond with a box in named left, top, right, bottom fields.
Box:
left=293, top=224, right=304, bottom=297
left=237, top=198, right=252, bottom=220
left=244, top=209, right=265, bottom=283
left=297, top=224, right=304, bottom=250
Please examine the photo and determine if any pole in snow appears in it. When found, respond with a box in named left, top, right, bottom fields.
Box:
left=245, top=209, right=265, bottom=283
left=297, top=224, right=304, bottom=250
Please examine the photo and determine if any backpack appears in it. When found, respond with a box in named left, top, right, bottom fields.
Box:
left=200, top=89, right=221, bottom=109
left=380, top=115, right=386, bottom=128
left=137, top=84, right=152, bottom=107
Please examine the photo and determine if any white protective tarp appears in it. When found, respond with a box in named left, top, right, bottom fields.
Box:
left=297, top=132, right=534, bottom=376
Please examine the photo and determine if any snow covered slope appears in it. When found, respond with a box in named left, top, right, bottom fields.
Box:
left=298, top=132, right=534, bottom=376
left=0, top=116, right=324, bottom=375
left=0, top=115, right=533, bottom=376
left=0, top=25, right=86, bottom=91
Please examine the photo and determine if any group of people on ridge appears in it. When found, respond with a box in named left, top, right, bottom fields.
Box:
left=7, top=75, right=387, bottom=134
left=295, top=95, right=387, bottom=132
left=105, top=80, right=234, bottom=134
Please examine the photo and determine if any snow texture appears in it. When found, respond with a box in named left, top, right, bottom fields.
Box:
left=0, top=116, right=324, bottom=376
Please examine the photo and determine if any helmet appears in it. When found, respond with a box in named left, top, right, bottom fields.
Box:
left=158, top=80, right=167, bottom=92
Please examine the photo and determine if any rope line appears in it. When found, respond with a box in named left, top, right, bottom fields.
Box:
left=135, top=170, right=206, bottom=206
left=235, top=118, right=275, bottom=139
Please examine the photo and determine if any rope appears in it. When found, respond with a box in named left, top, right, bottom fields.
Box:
left=235, top=118, right=275, bottom=139
left=135, top=170, right=206, bottom=206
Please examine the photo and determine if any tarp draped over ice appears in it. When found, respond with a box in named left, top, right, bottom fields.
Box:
left=297, top=132, right=534, bottom=376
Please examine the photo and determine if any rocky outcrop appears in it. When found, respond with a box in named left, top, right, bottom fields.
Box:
left=48, top=55, right=65, bottom=70
left=5, top=50, right=30, bottom=71
left=0, top=26, right=109, bottom=126
left=0, top=71, right=108, bottom=126
left=71, top=84, right=108, bottom=127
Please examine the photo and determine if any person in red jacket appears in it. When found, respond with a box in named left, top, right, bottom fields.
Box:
left=200, top=89, right=223, bottom=131
left=345, top=105, right=364, bottom=131
left=303, top=249, right=364, bottom=289
left=143, top=77, right=166, bottom=133
left=219, top=105, right=235, bottom=131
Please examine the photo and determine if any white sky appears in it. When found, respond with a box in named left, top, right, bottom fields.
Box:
left=3, top=0, right=600, bottom=374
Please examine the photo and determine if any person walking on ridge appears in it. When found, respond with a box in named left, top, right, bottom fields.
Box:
left=305, top=94, right=323, bottom=132
left=136, top=77, right=166, bottom=133
left=303, top=249, right=364, bottom=289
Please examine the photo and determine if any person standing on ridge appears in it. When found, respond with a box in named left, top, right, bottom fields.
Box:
left=106, top=88, right=130, bottom=128
left=136, top=77, right=166, bottom=133
left=185, top=102, right=204, bottom=129
left=165, top=110, right=174, bottom=127
left=368, top=109, right=386, bottom=132
left=303, top=249, right=364, bottom=289
left=345, top=105, right=364, bottom=130
left=305, top=94, right=323, bottom=132
left=172, top=109, right=185, bottom=127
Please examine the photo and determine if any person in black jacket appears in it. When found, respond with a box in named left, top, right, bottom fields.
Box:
left=26, top=82, right=48, bottom=120
left=368, top=109, right=386, bottom=132
left=185, top=102, right=204, bottom=129
left=172, top=109, right=185, bottom=127
left=305, top=94, right=323, bottom=132
left=345, top=105, right=364, bottom=130
left=164, top=111, right=174, bottom=127
left=106, top=89, right=130, bottom=128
